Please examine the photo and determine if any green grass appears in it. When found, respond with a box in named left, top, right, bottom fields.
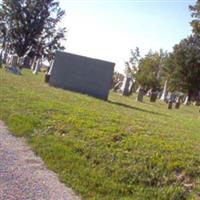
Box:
left=0, top=69, right=200, bottom=200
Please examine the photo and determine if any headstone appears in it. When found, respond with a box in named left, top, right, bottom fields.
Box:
left=6, top=54, right=11, bottom=65
left=10, top=55, right=18, bottom=66
left=47, top=60, right=54, bottom=75
left=136, top=87, right=140, bottom=93
left=45, top=60, right=54, bottom=83
left=113, top=81, right=122, bottom=92
left=31, top=57, right=37, bottom=71
left=22, top=56, right=32, bottom=68
left=150, top=91, right=158, bottom=102
left=171, top=93, right=176, bottom=102
left=160, top=80, right=168, bottom=101
left=45, top=73, right=50, bottom=83
left=168, top=101, right=173, bottom=109
left=146, top=89, right=151, bottom=97
left=194, top=101, right=200, bottom=106
left=3, top=52, right=8, bottom=64
left=175, top=97, right=181, bottom=109
left=183, top=96, right=189, bottom=105
left=33, top=59, right=41, bottom=74
left=196, top=91, right=200, bottom=106
left=49, top=51, right=115, bottom=100
left=122, top=77, right=131, bottom=96
left=18, top=57, right=24, bottom=68
left=136, top=87, right=144, bottom=102
left=167, top=93, right=174, bottom=109
left=128, top=80, right=134, bottom=94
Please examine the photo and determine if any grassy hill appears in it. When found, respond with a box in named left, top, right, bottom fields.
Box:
left=0, top=68, right=200, bottom=200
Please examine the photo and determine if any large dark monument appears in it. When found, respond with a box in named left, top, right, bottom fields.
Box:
left=49, top=51, right=115, bottom=100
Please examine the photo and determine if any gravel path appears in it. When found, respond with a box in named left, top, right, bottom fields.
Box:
left=0, top=121, right=81, bottom=200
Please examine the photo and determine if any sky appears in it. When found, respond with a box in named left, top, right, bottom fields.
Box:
left=59, top=0, right=196, bottom=72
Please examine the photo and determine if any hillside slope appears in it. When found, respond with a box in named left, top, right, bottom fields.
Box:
left=0, top=69, right=200, bottom=199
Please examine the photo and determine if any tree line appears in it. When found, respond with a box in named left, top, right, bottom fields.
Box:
left=125, top=0, right=200, bottom=102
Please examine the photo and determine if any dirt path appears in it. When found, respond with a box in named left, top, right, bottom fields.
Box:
left=0, top=121, right=81, bottom=200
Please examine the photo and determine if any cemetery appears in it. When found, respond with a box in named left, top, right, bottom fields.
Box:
left=0, top=68, right=200, bottom=199
left=0, top=0, right=200, bottom=199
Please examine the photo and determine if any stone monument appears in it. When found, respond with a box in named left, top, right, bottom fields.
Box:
left=136, top=87, right=144, bottom=102
left=150, top=90, right=158, bottom=102
left=121, top=65, right=132, bottom=96
left=33, top=59, right=41, bottom=74
left=49, top=51, right=115, bottom=100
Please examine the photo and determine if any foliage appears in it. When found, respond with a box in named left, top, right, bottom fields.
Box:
left=0, top=0, right=66, bottom=60
left=125, top=47, right=140, bottom=78
left=1, top=69, right=200, bottom=199
left=164, top=35, right=200, bottom=99
left=190, top=0, right=200, bottom=35
left=160, top=1, right=200, bottom=99
left=161, top=53, right=178, bottom=92
left=135, top=49, right=167, bottom=90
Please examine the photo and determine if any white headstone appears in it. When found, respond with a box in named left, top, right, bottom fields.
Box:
left=160, top=80, right=168, bottom=101
left=47, top=60, right=54, bottom=75
left=183, top=96, right=189, bottom=105
left=33, top=59, right=41, bottom=74
left=136, top=87, right=144, bottom=102
left=31, top=57, right=37, bottom=71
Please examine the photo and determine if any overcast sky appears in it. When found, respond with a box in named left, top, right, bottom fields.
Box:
left=59, top=0, right=196, bottom=72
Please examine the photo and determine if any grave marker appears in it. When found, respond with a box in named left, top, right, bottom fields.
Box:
left=49, top=51, right=115, bottom=100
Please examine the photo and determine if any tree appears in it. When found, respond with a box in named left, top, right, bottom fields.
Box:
left=164, top=35, right=200, bottom=101
left=125, top=47, right=140, bottom=78
left=190, top=0, right=200, bottom=35
left=135, top=49, right=166, bottom=91
left=0, top=0, right=66, bottom=62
